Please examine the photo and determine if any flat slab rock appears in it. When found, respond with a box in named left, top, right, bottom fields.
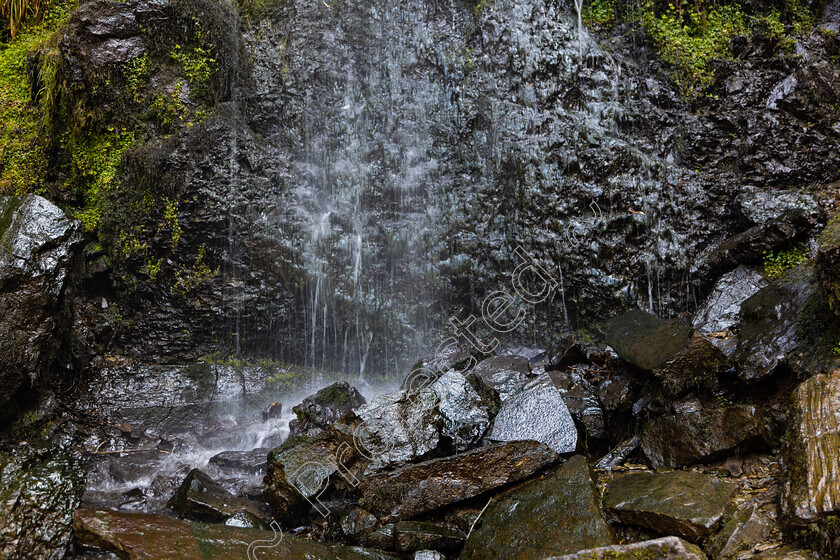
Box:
left=359, top=440, right=559, bottom=522
left=603, top=470, right=738, bottom=542
left=604, top=309, right=730, bottom=395
left=460, top=455, right=615, bottom=560
left=73, top=508, right=396, bottom=560
left=546, top=536, right=708, bottom=560
left=487, top=374, right=578, bottom=453
left=783, top=369, right=840, bottom=523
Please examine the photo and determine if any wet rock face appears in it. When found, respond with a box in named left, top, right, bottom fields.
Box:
left=0, top=443, right=86, bottom=560
left=0, top=195, right=82, bottom=420
left=603, top=470, right=738, bottom=542
left=358, top=441, right=559, bottom=522
left=394, top=521, right=464, bottom=553
left=548, top=536, right=708, bottom=560
left=605, top=309, right=730, bottom=395
left=641, top=405, right=773, bottom=468
left=487, top=374, right=578, bottom=453
left=289, top=382, right=366, bottom=438
left=460, top=455, right=615, bottom=560
left=783, top=369, right=840, bottom=524
left=549, top=370, right=607, bottom=441
left=209, top=449, right=269, bottom=475
left=167, top=468, right=270, bottom=524
left=817, top=211, right=840, bottom=314
left=733, top=264, right=814, bottom=382
left=73, top=508, right=397, bottom=559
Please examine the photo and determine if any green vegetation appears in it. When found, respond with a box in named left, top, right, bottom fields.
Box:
left=238, top=0, right=284, bottom=22
left=171, top=44, right=216, bottom=100
left=64, top=128, right=135, bottom=231
left=170, top=245, right=219, bottom=297
left=579, top=0, right=818, bottom=98
left=0, top=0, right=76, bottom=195
left=763, top=243, right=808, bottom=280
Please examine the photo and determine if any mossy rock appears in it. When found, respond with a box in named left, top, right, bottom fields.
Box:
left=817, top=211, right=840, bottom=315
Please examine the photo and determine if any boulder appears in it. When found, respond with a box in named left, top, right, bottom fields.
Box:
left=0, top=443, right=86, bottom=560
left=262, top=402, right=283, bottom=421
left=430, top=370, right=491, bottom=452
left=339, top=506, right=380, bottom=542
left=470, top=355, right=530, bottom=400
left=603, top=470, right=738, bottom=542
left=394, top=521, right=464, bottom=552
left=402, top=344, right=477, bottom=390
left=549, top=370, right=607, bottom=440
left=598, top=373, right=637, bottom=413
left=705, top=506, right=773, bottom=560
left=288, top=382, right=366, bottom=438
left=817, top=211, right=840, bottom=314
left=692, top=266, right=768, bottom=355
left=0, top=195, right=82, bottom=420
left=167, top=469, right=270, bottom=523
left=359, top=440, right=559, bottom=522
left=354, top=388, right=442, bottom=471
left=546, top=536, right=707, bottom=560
left=73, top=508, right=396, bottom=559
left=782, top=369, right=840, bottom=524
left=604, top=309, right=730, bottom=395
left=414, top=552, right=445, bottom=560
left=208, top=449, right=269, bottom=475
left=487, top=375, right=577, bottom=453
left=733, top=264, right=813, bottom=382
left=460, top=455, right=615, bottom=560
left=264, top=420, right=367, bottom=523
left=641, top=405, right=772, bottom=468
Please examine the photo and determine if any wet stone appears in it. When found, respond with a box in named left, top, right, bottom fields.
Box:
left=641, top=405, right=772, bottom=468
left=549, top=370, right=607, bottom=440
left=354, top=388, right=442, bottom=471
left=547, top=536, right=708, bottom=560
left=460, top=455, right=615, bottom=560
left=705, top=506, right=773, bottom=560
left=0, top=443, right=86, bottom=560
left=394, top=521, right=465, bottom=552
left=73, top=508, right=397, bottom=559
left=208, top=448, right=269, bottom=475
left=487, top=374, right=577, bottom=454
left=470, top=355, right=531, bottom=400
left=359, top=440, right=559, bottom=522
left=167, top=468, right=270, bottom=524
left=605, top=309, right=730, bottom=395
left=431, top=370, right=491, bottom=452
left=603, top=470, right=738, bottom=542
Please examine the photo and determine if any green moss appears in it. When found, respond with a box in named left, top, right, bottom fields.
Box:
left=171, top=44, right=216, bottom=101
left=64, top=127, right=136, bottom=231
left=238, top=0, right=284, bottom=23
left=170, top=245, right=219, bottom=297
left=764, top=243, right=808, bottom=280
left=123, top=53, right=151, bottom=103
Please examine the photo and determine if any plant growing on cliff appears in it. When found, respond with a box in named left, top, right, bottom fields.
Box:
left=0, top=0, right=45, bottom=39
left=763, top=244, right=807, bottom=280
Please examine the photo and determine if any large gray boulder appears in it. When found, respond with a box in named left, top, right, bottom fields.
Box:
left=288, top=381, right=366, bottom=438
left=487, top=374, right=577, bottom=454
left=0, top=195, right=82, bottom=420
left=460, top=455, right=615, bottom=560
